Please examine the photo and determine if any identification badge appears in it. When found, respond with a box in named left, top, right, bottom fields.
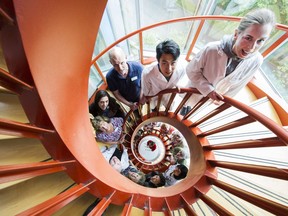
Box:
left=131, top=76, right=137, bottom=81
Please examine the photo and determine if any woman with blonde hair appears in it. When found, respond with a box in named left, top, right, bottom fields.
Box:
left=90, top=115, right=124, bottom=144
left=185, top=8, right=276, bottom=109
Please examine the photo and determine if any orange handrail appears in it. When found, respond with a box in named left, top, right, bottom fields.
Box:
left=223, top=96, right=288, bottom=144
left=135, top=88, right=288, bottom=144
left=90, top=16, right=288, bottom=96
left=91, top=15, right=242, bottom=66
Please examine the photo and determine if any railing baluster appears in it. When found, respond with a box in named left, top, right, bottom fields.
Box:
left=164, top=92, right=176, bottom=115
left=0, top=7, right=15, bottom=24
left=262, top=32, right=288, bottom=57
left=93, top=62, right=107, bottom=86
left=88, top=191, right=116, bottom=215
left=173, top=92, right=192, bottom=116
left=156, top=95, right=163, bottom=115
left=144, top=197, right=152, bottom=216
left=185, top=96, right=210, bottom=119
left=121, top=196, right=134, bottom=216
left=163, top=198, right=173, bottom=216
left=189, top=103, right=231, bottom=125
left=146, top=100, right=151, bottom=118
left=186, top=19, right=205, bottom=61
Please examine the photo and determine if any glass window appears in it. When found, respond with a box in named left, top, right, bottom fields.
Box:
left=90, top=0, right=288, bottom=104
left=88, top=65, right=103, bottom=99
left=261, top=40, right=288, bottom=102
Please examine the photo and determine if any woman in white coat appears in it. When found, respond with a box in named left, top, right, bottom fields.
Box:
left=186, top=8, right=276, bottom=107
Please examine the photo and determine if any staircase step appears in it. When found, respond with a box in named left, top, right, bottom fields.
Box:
left=0, top=93, right=29, bottom=123
left=0, top=172, right=74, bottom=215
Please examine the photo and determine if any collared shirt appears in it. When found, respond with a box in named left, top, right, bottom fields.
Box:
left=106, top=61, right=143, bottom=102
left=142, top=60, right=188, bottom=107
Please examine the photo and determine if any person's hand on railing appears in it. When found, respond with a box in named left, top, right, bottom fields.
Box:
left=129, top=102, right=139, bottom=111
left=207, top=90, right=224, bottom=101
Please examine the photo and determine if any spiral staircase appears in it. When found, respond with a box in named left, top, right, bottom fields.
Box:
left=0, top=1, right=288, bottom=215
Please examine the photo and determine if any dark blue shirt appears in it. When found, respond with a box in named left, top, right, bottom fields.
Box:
left=106, top=61, right=143, bottom=103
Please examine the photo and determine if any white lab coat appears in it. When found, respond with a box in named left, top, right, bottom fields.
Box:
left=142, top=60, right=188, bottom=108
left=186, top=40, right=263, bottom=105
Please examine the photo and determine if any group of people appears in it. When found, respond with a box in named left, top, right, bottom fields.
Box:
left=88, top=8, right=276, bottom=186
left=134, top=122, right=189, bottom=167
left=103, top=8, right=276, bottom=115
left=89, top=90, right=125, bottom=144
left=88, top=95, right=189, bottom=187
left=87, top=89, right=189, bottom=187
left=100, top=143, right=188, bottom=187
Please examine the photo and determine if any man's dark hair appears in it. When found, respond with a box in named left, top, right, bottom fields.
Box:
left=174, top=164, right=188, bottom=180
left=145, top=171, right=166, bottom=188
left=156, top=39, right=180, bottom=62
left=157, top=172, right=166, bottom=187
left=109, top=147, right=122, bottom=162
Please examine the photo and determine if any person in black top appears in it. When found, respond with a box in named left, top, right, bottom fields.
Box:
left=144, top=171, right=166, bottom=188
left=89, top=90, right=125, bottom=118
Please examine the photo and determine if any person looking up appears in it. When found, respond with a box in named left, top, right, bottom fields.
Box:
left=89, top=90, right=125, bottom=118
left=106, top=47, right=145, bottom=116
left=169, top=131, right=184, bottom=149
left=186, top=8, right=276, bottom=106
left=90, top=115, right=124, bottom=144
left=164, top=164, right=188, bottom=186
left=166, top=147, right=188, bottom=166
left=101, top=144, right=129, bottom=173
left=142, top=39, right=188, bottom=110
left=144, top=171, right=166, bottom=188
left=121, top=165, right=146, bottom=185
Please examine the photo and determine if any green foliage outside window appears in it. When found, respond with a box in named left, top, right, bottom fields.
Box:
left=176, top=0, right=196, bottom=13
left=218, top=0, right=288, bottom=25
left=273, top=62, right=288, bottom=90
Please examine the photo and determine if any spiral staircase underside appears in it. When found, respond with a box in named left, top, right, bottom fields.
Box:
left=0, top=1, right=288, bottom=215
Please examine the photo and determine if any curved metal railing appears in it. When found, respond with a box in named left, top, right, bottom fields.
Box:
left=1, top=2, right=288, bottom=214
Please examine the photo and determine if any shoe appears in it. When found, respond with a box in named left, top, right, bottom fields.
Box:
left=180, top=106, right=187, bottom=116
left=186, top=106, right=192, bottom=115
left=83, top=198, right=101, bottom=215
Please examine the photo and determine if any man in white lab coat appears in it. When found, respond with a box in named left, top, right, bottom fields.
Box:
left=142, top=39, right=188, bottom=111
